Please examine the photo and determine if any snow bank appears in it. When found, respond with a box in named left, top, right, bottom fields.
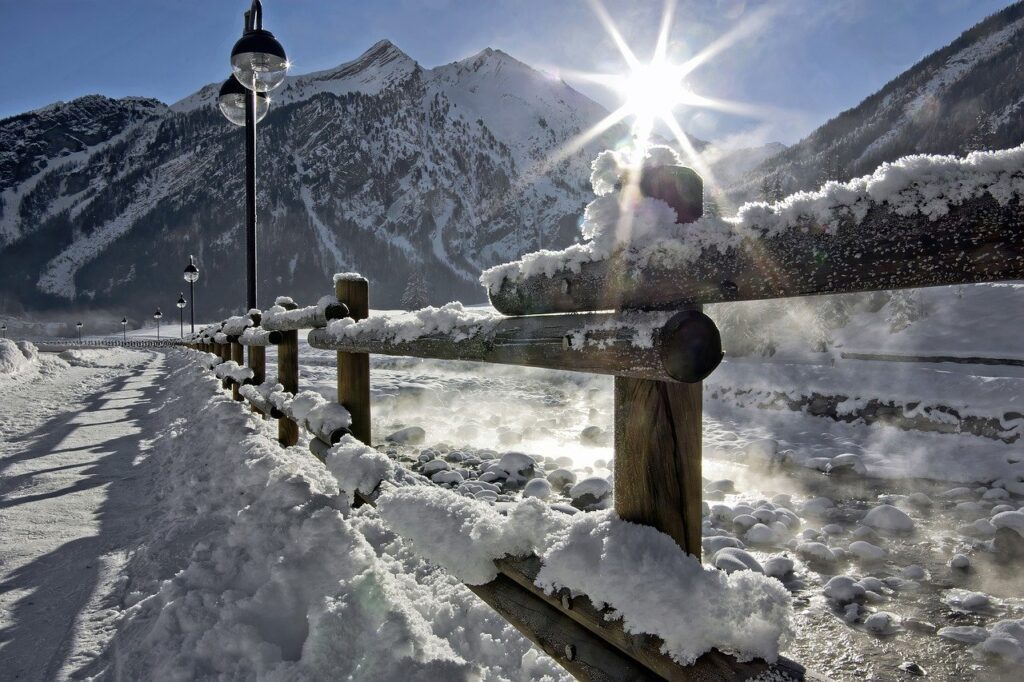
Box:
left=482, top=144, right=1024, bottom=293
left=103, top=351, right=569, bottom=680
left=322, top=302, right=500, bottom=345
left=0, top=339, right=40, bottom=376
left=377, top=486, right=793, bottom=664
left=58, top=347, right=150, bottom=369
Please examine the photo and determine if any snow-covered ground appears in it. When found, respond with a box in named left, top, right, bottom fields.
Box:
left=2, top=318, right=1022, bottom=680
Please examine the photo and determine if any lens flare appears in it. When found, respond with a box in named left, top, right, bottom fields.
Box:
left=544, top=0, right=778, bottom=185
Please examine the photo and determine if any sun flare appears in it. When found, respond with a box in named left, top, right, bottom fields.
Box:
left=621, top=61, right=691, bottom=122
left=541, top=0, right=777, bottom=184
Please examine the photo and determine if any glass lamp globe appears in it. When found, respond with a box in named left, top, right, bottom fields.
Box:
left=218, top=76, right=269, bottom=126
left=183, top=258, right=200, bottom=283
left=154, top=311, right=163, bottom=320
left=121, top=318, right=127, bottom=326
left=76, top=322, right=83, bottom=328
left=230, top=29, right=288, bottom=92
left=177, top=295, right=187, bottom=309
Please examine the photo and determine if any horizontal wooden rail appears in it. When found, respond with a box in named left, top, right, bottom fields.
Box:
left=238, top=328, right=283, bottom=346
left=261, top=301, right=350, bottom=331
left=337, top=480, right=812, bottom=682
left=307, top=310, right=723, bottom=384
left=487, top=194, right=1024, bottom=315
left=840, top=351, right=1024, bottom=367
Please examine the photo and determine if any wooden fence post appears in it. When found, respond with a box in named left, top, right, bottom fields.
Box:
left=249, top=346, right=265, bottom=385
left=613, top=339, right=703, bottom=557
left=335, top=275, right=371, bottom=444
left=231, top=341, right=244, bottom=401
left=614, top=167, right=705, bottom=559
left=278, top=330, right=299, bottom=445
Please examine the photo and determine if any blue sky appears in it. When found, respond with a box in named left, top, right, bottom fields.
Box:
left=0, top=0, right=1013, bottom=145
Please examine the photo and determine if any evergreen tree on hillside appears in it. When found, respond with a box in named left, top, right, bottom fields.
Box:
left=886, top=290, right=926, bottom=332
left=400, top=267, right=430, bottom=311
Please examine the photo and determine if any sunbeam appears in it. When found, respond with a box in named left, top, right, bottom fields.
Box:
left=547, top=0, right=775, bottom=186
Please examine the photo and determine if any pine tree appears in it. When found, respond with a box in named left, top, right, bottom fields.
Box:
left=400, top=268, right=430, bottom=311
left=886, top=290, right=926, bottom=332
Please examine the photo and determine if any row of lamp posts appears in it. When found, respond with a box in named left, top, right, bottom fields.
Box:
left=10, top=2, right=284, bottom=348
left=66, top=255, right=199, bottom=344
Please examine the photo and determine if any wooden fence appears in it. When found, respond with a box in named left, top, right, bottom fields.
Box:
left=51, top=156, right=1024, bottom=680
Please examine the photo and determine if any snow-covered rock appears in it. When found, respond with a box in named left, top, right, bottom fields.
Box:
left=864, top=611, right=901, bottom=635
left=713, top=547, right=764, bottom=574
left=823, top=576, right=866, bottom=604
left=862, top=504, right=915, bottom=532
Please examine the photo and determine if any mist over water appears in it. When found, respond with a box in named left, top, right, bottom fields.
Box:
left=286, top=304, right=1023, bottom=681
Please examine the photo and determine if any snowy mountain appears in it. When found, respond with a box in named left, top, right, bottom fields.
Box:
left=0, top=40, right=630, bottom=317
left=729, top=1, right=1024, bottom=202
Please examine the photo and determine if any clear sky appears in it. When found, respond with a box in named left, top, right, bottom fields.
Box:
left=0, top=0, right=1014, bottom=145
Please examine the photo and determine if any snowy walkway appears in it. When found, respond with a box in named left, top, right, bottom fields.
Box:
left=0, top=351, right=164, bottom=680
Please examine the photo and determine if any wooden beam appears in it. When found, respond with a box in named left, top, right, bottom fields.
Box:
left=487, top=194, right=1024, bottom=316
left=307, top=309, right=723, bottom=384
left=335, top=276, right=371, bottom=444
left=466, top=574, right=660, bottom=681
left=346, top=485, right=811, bottom=681
left=614, top=374, right=703, bottom=557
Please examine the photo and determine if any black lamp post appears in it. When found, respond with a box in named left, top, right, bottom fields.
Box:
left=154, top=309, right=163, bottom=340
left=76, top=321, right=83, bottom=343
left=183, top=255, right=199, bottom=333
left=121, top=317, right=127, bottom=343
left=1, top=323, right=7, bottom=339
left=177, top=293, right=187, bottom=338
left=218, top=0, right=288, bottom=312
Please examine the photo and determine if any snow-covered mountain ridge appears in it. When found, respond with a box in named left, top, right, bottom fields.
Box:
left=730, top=0, right=1024, bottom=203
left=0, top=40, right=638, bottom=315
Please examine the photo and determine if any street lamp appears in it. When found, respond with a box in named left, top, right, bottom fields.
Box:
left=121, top=317, right=127, bottom=343
left=183, top=255, right=199, bottom=333
left=177, top=293, right=187, bottom=338
left=219, top=0, right=288, bottom=312
left=76, top=321, right=83, bottom=343
left=154, top=309, right=163, bottom=340
left=1, top=323, right=6, bottom=339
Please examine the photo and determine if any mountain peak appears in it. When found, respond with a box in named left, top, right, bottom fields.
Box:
left=354, top=39, right=413, bottom=67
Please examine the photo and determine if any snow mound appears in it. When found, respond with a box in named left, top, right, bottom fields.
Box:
left=104, top=352, right=567, bottom=680
left=377, top=486, right=793, bottom=665
left=58, top=347, right=149, bottom=368
left=0, top=339, right=40, bottom=376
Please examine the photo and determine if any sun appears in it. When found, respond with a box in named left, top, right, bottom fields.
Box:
left=621, top=60, right=690, bottom=122
left=542, top=0, right=778, bottom=183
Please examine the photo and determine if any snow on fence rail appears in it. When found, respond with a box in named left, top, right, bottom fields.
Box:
left=484, top=145, right=1024, bottom=316
left=179, top=146, right=1020, bottom=681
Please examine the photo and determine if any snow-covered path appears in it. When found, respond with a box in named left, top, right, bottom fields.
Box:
left=0, top=351, right=163, bottom=680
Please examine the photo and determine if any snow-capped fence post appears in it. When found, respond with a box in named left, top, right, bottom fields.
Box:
left=334, top=274, right=371, bottom=444
left=614, top=166, right=706, bottom=558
